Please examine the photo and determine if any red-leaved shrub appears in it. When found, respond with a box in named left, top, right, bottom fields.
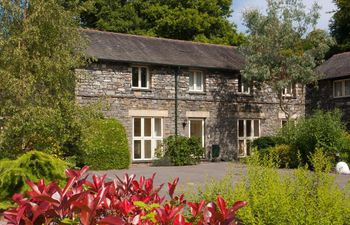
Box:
left=4, top=166, right=247, bottom=225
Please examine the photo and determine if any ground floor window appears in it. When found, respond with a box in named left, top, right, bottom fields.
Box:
left=238, top=119, right=260, bottom=157
left=188, top=119, right=205, bottom=147
left=133, top=117, right=163, bottom=160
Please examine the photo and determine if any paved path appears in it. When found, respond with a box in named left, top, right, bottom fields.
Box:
left=91, top=161, right=350, bottom=190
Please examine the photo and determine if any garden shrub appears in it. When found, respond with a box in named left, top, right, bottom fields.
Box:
left=81, top=118, right=130, bottom=170
left=0, top=105, right=83, bottom=160
left=194, top=150, right=350, bottom=225
left=277, top=109, right=349, bottom=165
left=156, top=135, right=204, bottom=166
left=251, top=136, right=276, bottom=150
left=4, top=167, right=247, bottom=225
left=0, top=151, right=67, bottom=209
left=267, top=144, right=299, bottom=168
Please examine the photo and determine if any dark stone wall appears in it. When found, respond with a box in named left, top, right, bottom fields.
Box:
left=76, top=61, right=305, bottom=160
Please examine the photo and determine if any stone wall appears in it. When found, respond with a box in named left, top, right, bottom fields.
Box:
left=307, top=78, right=350, bottom=129
left=76, top=61, right=305, bottom=160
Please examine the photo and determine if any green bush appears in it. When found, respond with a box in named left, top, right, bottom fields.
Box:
left=156, top=135, right=204, bottom=166
left=277, top=110, right=349, bottom=165
left=81, top=118, right=130, bottom=170
left=251, top=136, right=276, bottom=150
left=0, top=151, right=67, bottom=209
left=266, top=144, right=299, bottom=168
left=194, top=150, right=350, bottom=225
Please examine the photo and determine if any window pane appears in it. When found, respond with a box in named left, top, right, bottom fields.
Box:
left=141, top=67, right=147, bottom=88
left=254, top=120, right=259, bottom=137
left=246, top=120, right=252, bottom=137
left=134, top=118, right=141, bottom=136
left=246, top=140, right=251, bottom=156
left=238, top=140, right=245, bottom=156
left=144, top=118, right=151, bottom=137
left=134, top=140, right=141, bottom=159
left=144, top=140, right=152, bottom=159
left=243, top=84, right=249, bottom=93
left=154, top=118, right=162, bottom=137
left=345, top=80, right=350, bottom=96
left=335, top=81, right=343, bottom=97
left=196, top=73, right=203, bottom=90
left=238, top=77, right=242, bottom=92
left=189, top=73, right=194, bottom=90
left=132, top=67, right=139, bottom=87
left=238, top=120, right=244, bottom=137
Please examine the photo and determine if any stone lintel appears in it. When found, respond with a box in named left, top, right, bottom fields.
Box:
left=128, top=110, right=168, bottom=117
left=278, top=112, right=299, bottom=119
left=186, top=111, right=210, bottom=118
left=236, top=112, right=265, bottom=118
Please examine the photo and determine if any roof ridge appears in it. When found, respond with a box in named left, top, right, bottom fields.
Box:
left=82, top=28, right=238, bottom=49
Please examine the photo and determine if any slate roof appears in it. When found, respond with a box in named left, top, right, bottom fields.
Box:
left=83, top=29, right=244, bottom=71
left=318, top=52, right=350, bottom=80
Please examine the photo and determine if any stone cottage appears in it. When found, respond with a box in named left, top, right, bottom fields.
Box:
left=76, top=29, right=305, bottom=162
left=308, top=52, right=350, bottom=128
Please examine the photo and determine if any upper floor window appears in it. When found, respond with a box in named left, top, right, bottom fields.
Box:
left=334, top=79, right=350, bottom=97
left=189, top=71, right=204, bottom=92
left=132, top=66, right=149, bottom=89
left=237, top=76, right=250, bottom=94
left=282, top=83, right=296, bottom=97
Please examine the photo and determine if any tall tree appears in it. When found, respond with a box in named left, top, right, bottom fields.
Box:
left=240, top=0, right=334, bottom=119
left=330, top=0, right=350, bottom=54
left=0, top=0, right=88, bottom=158
left=0, top=0, right=86, bottom=118
left=76, top=0, right=245, bottom=45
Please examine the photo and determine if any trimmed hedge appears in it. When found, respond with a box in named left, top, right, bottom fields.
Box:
left=81, top=118, right=130, bottom=170
left=0, top=151, right=67, bottom=209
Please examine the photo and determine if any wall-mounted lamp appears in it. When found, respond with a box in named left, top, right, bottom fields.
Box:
left=182, top=120, right=187, bottom=129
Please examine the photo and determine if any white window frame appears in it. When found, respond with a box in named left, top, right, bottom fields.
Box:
left=237, top=119, right=260, bottom=157
left=282, top=83, right=296, bottom=97
left=188, top=118, right=205, bottom=148
left=131, top=66, right=150, bottom=89
left=132, top=117, right=163, bottom=160
left=189, top=71, right=204, bottom=92
left=333, top=79, right=350, bottom=98
left=237, top=76, right=250, bottom=94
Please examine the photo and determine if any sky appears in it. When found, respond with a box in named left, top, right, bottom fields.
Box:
left=230, top=0, right=336, bottom=33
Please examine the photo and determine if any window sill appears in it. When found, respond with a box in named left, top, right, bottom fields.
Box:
left=333, top=95, right=350, bottom=99
left=131, top=88, right=152, bottom=92
left=237, top=92, right=253, bottom=96
left=187, top=91, right=206, bottom=95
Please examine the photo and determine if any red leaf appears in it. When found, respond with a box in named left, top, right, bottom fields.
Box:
left=231, top=201, right=248, bottom=213
left=173, top=214, right=185, bottom=225
left=99, top=216, right=124, bottom=225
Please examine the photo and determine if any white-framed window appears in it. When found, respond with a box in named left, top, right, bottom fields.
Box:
left=237, top=76, right=250, bottom=94
left=281, top=119, right=295, bottom=128
left=189, top=71, right=204, bottom=92
left=237, top=119, right=260, bottom=157
left=282, top=83, right=296, bottom=97
left=133, top=117, right=163, bottom=160
left=334, top=79, right=350, bottom=97
left=132, top=66, right=149, bottom=89
left=188, top=119, right=205, bottom=148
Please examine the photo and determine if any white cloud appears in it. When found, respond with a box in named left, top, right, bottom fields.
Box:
left=230, top=0, right=336, bottom=33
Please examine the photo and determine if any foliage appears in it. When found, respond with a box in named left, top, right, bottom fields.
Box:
left=277, top=110, right=350, bottom=165
left=240, top=0, right=334, bottom=119
left=4, top=166, right=247, bottom=225
left=194, top=150, right=350, bottom=225
left=156, top=135, right=204, bottom=166
left=329, top=0, right=350, bottom=54
left=0, top=0, right=87, bottom=118
left=81, top=118, right=130, bottom=170
left=0, top=151, right=67, bottom=209
left=76, top=0, right=245, bottom=45
left=251, top=136, right=276, bottom=150
left=266, top=144, right=298, bottom=168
